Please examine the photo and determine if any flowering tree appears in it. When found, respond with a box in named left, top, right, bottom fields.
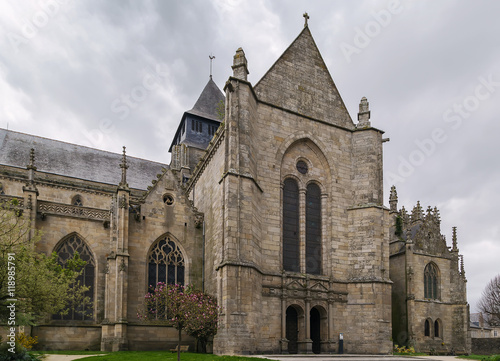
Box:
left=0, top=198, right=88, bottom=325
left=137, top=283, right=219, bottom=360
left=183, top=289, right=219, bottom=353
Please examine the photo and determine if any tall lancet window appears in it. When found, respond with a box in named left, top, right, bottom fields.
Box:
left=52, top=234, right=95, bottom=321
left=283, top=178, right=300, bottom=272
left=306, top=183, right=321, bottom=274
left=148, top=236, right=185, bottom=289
left=424, top=263, right=439, bottom=300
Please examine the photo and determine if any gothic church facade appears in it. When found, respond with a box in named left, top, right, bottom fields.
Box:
left=0, top=23, right=469, bottom=355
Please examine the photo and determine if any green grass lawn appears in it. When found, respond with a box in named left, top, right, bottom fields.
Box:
left=35, top=350, right=109, bottom=355
left=458, top=355, right=500, bottom=361
left=36, top=351, right=274, bottom=361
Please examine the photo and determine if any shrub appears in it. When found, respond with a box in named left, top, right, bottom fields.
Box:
left=393, top=344, right=416, bottom=354
left=14, top=333, right=37, bottom=351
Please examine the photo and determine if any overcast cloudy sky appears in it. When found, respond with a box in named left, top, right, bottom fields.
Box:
left=1, top=0, right=499, bottom=313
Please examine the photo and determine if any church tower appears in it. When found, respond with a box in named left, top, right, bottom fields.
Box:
left=169, top=77, right=225, bottom=180
left=186, top=18, right=392, bottom=355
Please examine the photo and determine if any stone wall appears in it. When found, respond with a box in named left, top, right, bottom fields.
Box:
left=471, top=338, right=500, bottom=355
left=126, top=168, right=204, bottom=321
left=33, top=326, right=101, bottom=351
left=127, top=325, right=195, bottom=351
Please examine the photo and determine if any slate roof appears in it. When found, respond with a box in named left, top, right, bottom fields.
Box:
left=0, top=128, right=167, bottom=190
left=187, top=77, right=225, bottom=121
left=168, top=78, right=225, bottom=152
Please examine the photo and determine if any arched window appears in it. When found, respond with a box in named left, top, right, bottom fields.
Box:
left=424, top=319, right=431, bottom=336
left=424, top=263, right=439, bottom=299
left=148, top=236, right=185, bottom=289
left=72, top=195, right=83, bottom=207
left=283, top=178, right=300, bottom=272
left=434, top=319, right=441, bottom=338
left=52, top=234, right=95, bottom=321
left=306, top=183, right=321, bottom=275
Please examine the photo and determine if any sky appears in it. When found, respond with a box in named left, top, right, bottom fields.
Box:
left=0, top=0, right=499, bottom=313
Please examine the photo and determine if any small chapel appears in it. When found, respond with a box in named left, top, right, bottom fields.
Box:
left=0, top=18, right=470, bottom=355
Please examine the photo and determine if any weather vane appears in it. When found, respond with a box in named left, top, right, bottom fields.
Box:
left=209, top=54, right=215, bottom=78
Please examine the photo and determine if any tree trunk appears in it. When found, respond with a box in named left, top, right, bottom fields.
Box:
left=197, top=338, right=207, bottom=353
left=177, top=327, right=182, bottom=361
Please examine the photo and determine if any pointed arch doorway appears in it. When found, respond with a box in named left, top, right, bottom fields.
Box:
left=310, top=307, right=321, bottom=354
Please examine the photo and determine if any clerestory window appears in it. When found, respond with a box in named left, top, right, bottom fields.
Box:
left=72, top=195, right=83, bottom=206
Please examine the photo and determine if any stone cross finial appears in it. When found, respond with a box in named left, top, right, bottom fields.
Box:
left=119, top=146, right=129, bottom=188
left=357, top=97, right=371, bottom=128
left=303, top=12, right=310, bottom=27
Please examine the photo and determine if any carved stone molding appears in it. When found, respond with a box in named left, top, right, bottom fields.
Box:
left=37, top=201, right=110, bottom=221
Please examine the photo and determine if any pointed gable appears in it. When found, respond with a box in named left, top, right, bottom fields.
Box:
left=254, top=27, right=353, bottom=128
left=187, top=77, right=225, bottom=121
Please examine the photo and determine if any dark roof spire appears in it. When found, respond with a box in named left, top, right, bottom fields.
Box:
left=188, top=78, right=225, bottom=121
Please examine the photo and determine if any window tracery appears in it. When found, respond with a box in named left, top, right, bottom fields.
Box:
left=52, top=234, right=95, bottom=321
left=424, top=263, right=439, bottom=299
left=282, top=177, right=323, bottom=275
left=72, top=195, right=83, bottom=207
left=148, top=236, right=185, bottom=289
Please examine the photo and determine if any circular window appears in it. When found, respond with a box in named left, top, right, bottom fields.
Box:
left=163, top=194, right=174, bottom=205
left=296, top=160, right=308, bottom=174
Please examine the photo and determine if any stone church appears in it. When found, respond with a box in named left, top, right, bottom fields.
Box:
left=0, top=21, right=469, bottom=355
left=389, top=187, right=470, bottom=354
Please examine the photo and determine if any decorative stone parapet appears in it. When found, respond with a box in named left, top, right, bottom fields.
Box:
left=38, top=200, right=110, bottom=221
